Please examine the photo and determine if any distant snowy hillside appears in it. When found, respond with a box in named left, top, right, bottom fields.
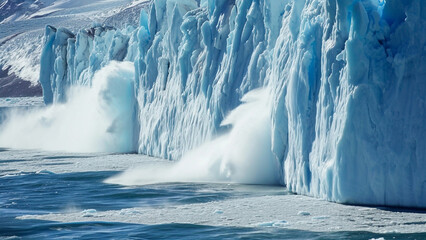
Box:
left=0, top=0, right=42, bottom=24
left=0, top=0, right=148, bottom=96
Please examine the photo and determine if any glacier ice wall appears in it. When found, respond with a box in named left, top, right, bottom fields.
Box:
left=134, top=0, right=287, bottom=160
left=39, top=24, right=137, bottom=104
left=39, top=0, right=426, bottom=208
left=268, top=0, right=426, bottom=208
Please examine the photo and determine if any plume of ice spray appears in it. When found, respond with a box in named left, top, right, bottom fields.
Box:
left=107, top=88, right=280, bottom=185
left=0, top=61, right=136, bottom=153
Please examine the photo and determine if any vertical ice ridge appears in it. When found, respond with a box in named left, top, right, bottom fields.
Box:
left=39, top=25, right=75, bottom=104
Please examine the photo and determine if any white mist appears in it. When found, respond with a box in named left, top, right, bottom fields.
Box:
left=0, top=61, right=136, bottom=153
left=107, top=88, right=280, bottom=185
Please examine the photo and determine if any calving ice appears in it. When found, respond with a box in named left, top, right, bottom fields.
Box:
left=6, top=0, right=426, bottom=208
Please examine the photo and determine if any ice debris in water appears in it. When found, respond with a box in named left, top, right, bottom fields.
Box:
left=81, top=209, right=97, bottom=217
left=257, top=220, right=289, bottom=228
left=297, top=211, right=310, bottom=216
left=213, top=210, right=224, bottom=214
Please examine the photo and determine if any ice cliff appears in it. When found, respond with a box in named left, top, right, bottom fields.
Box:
left=39, top=0, right=426, bottom=208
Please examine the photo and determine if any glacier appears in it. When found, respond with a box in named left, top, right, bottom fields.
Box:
left=32, top=0, right=426, bottom=208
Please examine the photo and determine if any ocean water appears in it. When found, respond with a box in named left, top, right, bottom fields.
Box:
left=1, top=148, right=426, bottom=239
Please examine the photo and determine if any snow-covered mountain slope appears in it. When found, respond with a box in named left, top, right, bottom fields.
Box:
left=8, top=0, right=426, bottom=208
left=0, top=0, right=42, bottom=24
left=0, top=0, right=148, bottom=94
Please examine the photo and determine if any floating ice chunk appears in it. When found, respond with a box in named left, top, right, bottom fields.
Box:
left=272, top=220, right=289, bottom=227
left=81, top=209, right=97, bottom=217
left=213, top=210, right=223, bottom=214
left=312, top=216, right=330, bottom=220
left=256, top=221, right=275, bottom=227
left=256, top=220, right=289, bottom=228
left=297, top=211, right=310, bottom=216
left=119, top=209, right=142, bottom=215
left=36, top=170, right=55, bottom=175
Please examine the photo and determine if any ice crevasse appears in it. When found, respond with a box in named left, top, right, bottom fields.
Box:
left=39, top=0, right=426, bottom=208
